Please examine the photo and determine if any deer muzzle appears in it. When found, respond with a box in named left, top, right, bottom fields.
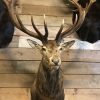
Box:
left=49, top=56, right=61, bottom=66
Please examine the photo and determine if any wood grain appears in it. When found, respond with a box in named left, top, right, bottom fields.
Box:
left=65, top=89, right=100, bottom=100
left=0, top=88, right=30, bottom=100
left=0, top=61, right=100, bottom=75
left=0, top=74, right=100, bottom=88
left=0, top=48, right=99, bottom=62
left=18, top=15, right=72, bottom=26
left=21, top=5, right=70, bottom=16
left=20, top=0, right=66, bottom=7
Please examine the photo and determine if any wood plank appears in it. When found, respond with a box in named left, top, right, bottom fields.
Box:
left=21, top=5, right=70, bottom=16
left=65, top=89, right=100, bottom=100
left=0, top=61, right=100, bottom=75
left=65, top=89, right=100, bottom=94
left=0, top=74, right=34, bottom=87
left=0, top=88, right=30, bottom=100
left=18, top=15, right=72, bottom=26
left=8, top=36, right=19, bottom=48
left=14, top=25, right=74, bottom=37
left=20, top=0, right=67, bottom=7
left=64, top=75, right=100, bottom=88
left=0, top=48, right=99, bottom=62
left=1, top=88, right=100, bottom=100
left=0, top=74, right=100, bottom=88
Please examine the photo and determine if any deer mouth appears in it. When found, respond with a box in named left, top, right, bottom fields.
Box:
left=47, top=65, right=60, bottom=72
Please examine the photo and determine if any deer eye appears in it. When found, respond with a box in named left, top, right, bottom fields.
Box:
left=59, top=47, right=63, bottom=51
left=42, top=47, right=47, bottom=51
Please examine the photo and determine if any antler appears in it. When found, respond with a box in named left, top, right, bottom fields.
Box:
left=3, top=0, right=48, bottom=43
left=55, top=0, right=89, bottom=43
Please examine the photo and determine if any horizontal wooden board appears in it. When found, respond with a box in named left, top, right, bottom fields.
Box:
left=8, top=36, right=19, bottom=48
left=1, top=88, right=100, bottom=100
left=0, top=61, right=100, bottom=75
left=65, top=89, right=100, bottom=100
left=18, top=15, right=72, bottom=26
left=64, top=75, right=100, bottom=88
left=0, top=74, right=34, bottom=87
left=0, top=48, right=99, bottom=62
left=21, top=0, right=67, bottom=7
left=0, top=74, right=100, bottom=88
left=0, top=88, right=30, bottom=100
left=21, top=5, right=70, bottom=16
left=65, top=89, right=100, bottom=94
left=14, top=25, right=75, bottom=38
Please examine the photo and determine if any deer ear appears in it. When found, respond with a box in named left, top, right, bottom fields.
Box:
left=27, top=39, right=42, bottom=49
left=62, top=40, right=75, bottom=49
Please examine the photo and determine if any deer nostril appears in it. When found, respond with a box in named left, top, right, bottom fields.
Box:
left=52, top=59, right=59, bottom=65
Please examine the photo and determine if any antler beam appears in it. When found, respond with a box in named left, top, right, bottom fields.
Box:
left=3, top=0, right=48, bottom=43
left=55, top=0, right=91, bottom=43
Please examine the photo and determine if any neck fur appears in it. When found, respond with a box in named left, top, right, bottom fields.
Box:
left=35, top=60, right=63, bottom=98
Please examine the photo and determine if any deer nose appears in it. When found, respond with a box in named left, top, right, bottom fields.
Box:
left=52, top=59, right=59, bottom=65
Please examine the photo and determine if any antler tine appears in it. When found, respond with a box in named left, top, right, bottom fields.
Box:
left=31, top=16, right=43, bottom=40
left=3, top=0, right=44, bottom=41
left=15, top=14, right=41, bottom=39
left=56, top=0, right=86, bottom=42
left=43, top=14, right=49, bottom=40
left=55, top=19, right=64, bottom=42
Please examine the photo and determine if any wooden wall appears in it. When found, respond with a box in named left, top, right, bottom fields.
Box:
left=1, top=0, right=100, bottom=99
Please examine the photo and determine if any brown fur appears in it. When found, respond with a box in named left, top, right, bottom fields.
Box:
left=29, top=40, right=66, bottom=100
left=28, top=40, right=75, bottom=100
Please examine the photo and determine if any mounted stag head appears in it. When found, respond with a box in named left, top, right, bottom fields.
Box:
left=3, top=0, right=87, bottom=100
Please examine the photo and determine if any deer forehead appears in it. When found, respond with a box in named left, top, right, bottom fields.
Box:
left=43, top=40, right=60, bottom=50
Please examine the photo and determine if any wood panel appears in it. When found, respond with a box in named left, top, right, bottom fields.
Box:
left=0, top=74, right=100, bottom=88
left=0, top=61, right=100, bottom=75
left=14, top=25, right=74, bottom=38
left=65, top=89, right=100, bottom=100
left=1, top=88, right=100, bottom=100
left=64, top=75, right=100, bottom=88
left=21, top=5, right=70, bottom=16
left=0, top=0, right=99, bottom=99
left=8, top=36, right=19, bottom=48
left=18, top=15, right=72, bottom=26
left=0, top=48, right=99, bottom=62
left=20, top=0, right=67, bottom=7
left=0, top=88, right=30, bottom=100
left=0, top=74, right=34, bottom=87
